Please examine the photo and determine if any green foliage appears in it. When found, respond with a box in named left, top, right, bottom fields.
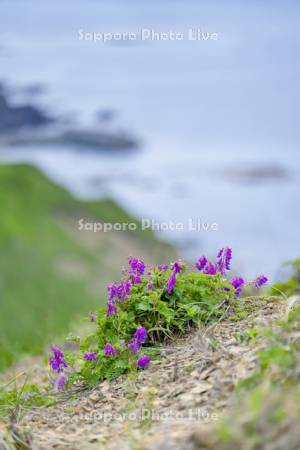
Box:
left=237, top=314, right=298, bottom=392
left=272, top=258, right=300, bottom=296
left=217, top=306, right=300, bottom=450
left=68, top=263, right=237, bottom=386
left=0, top=375, right=52, bottom=419
left=237, top=327, right=259, bottom=343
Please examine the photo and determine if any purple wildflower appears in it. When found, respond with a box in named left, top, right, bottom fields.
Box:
left=54, top=373, right=68, bottom=391
left=136, top=355, right=151, bottom=369
left=123, top=280, right=133, bottom=296
left=147, top=281, right=154, bottom=290
left=134, top=327, right=148, bottom=343
left=255, top=275, right=268, bottom=288
left=107, top=283, right=116, bottom=302
left=106, top=301, right=117, bottom=317
left=128, top=256, right=146, bottom=275
left=128, top=338, right=141, bottom=354
left=158, top=264, right=168, bottom=272
left=204, top=262, right=217, bottom=275
left=106, top=279, right=132, bottom=316
left=131, top=273, right=142, bottom=284
left=172, top=261, right=183, bottom=274
left=231, top=277, right=245, bottom=297
left=108, top=280, right=132, bottom=303
left=166, top=271, right=177, bottom=294
left=104, top=343, right=118, bottom=356
left=166, top=261, right=183, bottom=294
left=127, top=257, right=145, bottom=284
left=84, top=352, right=98, bottom=362
left=49, top=346, right=68, bottom=373
left=89, top=312, right=97, bottom=322
left=217, top=247, right=232, bottom=274
left=224, top=247, right=232, bottom=269
left=195, top=256, right=207, bottom=271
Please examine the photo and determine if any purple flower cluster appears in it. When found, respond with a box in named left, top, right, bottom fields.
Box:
left=195, top=256, right=207, bottom=271
left=128, top=256, right=146, bottom=275
left=136, top=355, right=150, bottom=369
left=173, top=262, right=183, bottom=274
left=49, top=346, right=68, bottom=373
left=255, top=275, right=268, bottom=288
left=193, top=247, right=268, bottom=298
left=108, top=280, right=132, bottom=303
left=230, top=277, right=245, bottom=297
left=106, top=280, right=132, bottom=317
left=229, top=274, right=268, bottom=297
left=217, top=247, right=232, bottom=274
left=84, top=352, right=98, bottom=362
left=49, top=346, right=68, bottom=391
left=166, top=271, right=176, bottom=294
left=104, top=343, right=118, bottom=356
left=166, top=261, right=183, bottom=294
left=134, top=326, right=148, bottom=343
left=196, top=248, right=232, bottom=276
left=204, top=262, right=217, bottom=275
left=106, top=302, right=117, bottom=317
left=128, top=256, right=146, bottom=284
left=128, top=326, right=148, bottom=354
left=196, top=256, right=217, bottom=275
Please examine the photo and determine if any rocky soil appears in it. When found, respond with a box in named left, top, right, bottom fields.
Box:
left=7, top=296, right=286, bottom=450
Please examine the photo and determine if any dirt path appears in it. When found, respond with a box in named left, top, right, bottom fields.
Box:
left=14, top=296, right=286, bottom=450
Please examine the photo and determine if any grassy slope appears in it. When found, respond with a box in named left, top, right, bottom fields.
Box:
left=213, top=305, right=300, bottom=450
left=0, top=163, right=173, bottom=371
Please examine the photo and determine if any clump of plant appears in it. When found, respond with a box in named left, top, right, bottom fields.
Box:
left=0, top=374, right=52, bottom=419
left=237, top=305, right=300, bottom=392
left=48, top=248, right=268, bottom=389
left=216, top=307, right=300, bottom=450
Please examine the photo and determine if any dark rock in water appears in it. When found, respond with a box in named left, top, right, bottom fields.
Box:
left=0, top=83, right=138, bottom=151
left=223, top=164, right=290, bottom=185
left=0, top=87, right=53, bottom=132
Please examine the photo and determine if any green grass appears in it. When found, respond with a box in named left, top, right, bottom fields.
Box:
left=272, top=258, right=300, bottom=297
left=0, top=163, right=173, bottom=371
left=215, top=306, right=300, bottom=449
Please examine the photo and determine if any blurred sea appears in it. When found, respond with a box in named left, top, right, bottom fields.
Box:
left=0, top=0, right=300, bottom=279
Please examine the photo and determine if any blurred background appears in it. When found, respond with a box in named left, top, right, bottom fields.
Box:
left=0, top=0, right=299, bottom=369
